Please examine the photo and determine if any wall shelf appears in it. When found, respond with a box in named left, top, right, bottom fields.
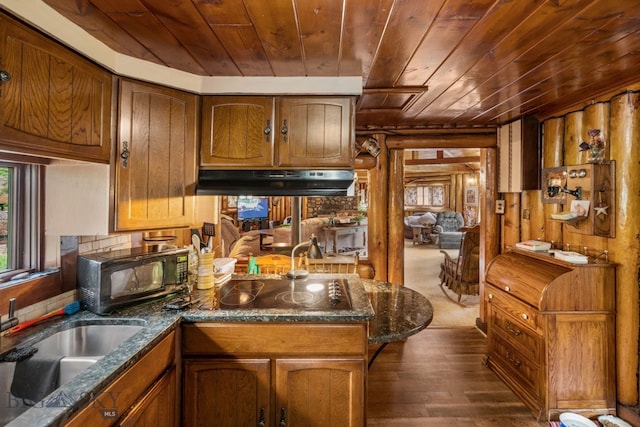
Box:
left=543, top=161, right=615, bottom=237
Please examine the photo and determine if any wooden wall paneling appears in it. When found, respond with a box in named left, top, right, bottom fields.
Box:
left=543, top=117, right=564, bottom=247
left=502, top=192, right=520, bottom=247
left=563, top=111, right=584, bottom=166
left=388, top=149, right=405, bottom=285
left=609, top=91, right=640, bottom=406
left=368, top=135, right=388, bottom=281
left=562, top=111, right=585, bottom=249
left=527, top=190, right=545, bottom=242
left=520, top=191, right=531, bottom=241
left=478, top=147, right=499, bottom=327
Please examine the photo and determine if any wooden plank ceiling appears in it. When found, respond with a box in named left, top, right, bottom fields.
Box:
left=37, top=0, right=640, bottom=133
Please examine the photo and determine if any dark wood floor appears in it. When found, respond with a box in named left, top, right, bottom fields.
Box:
left=367, top=327, right=549, bottom=426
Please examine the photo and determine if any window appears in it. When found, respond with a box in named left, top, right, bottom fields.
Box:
left=0, top=160, right=42, bottom=279
left=404, top=184, right=445, bottom=207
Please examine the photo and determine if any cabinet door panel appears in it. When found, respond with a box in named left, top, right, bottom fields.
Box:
left=116, top=79, right=197, bottom=230
left=183, top=359, right=271, bottom=427
left=0, top=14, right=112, bottom=162
left=117, top=368, right=177, bottom=427
left=275, top=359, right=364, bottom=427
left=278, top=97, right=353, bottom=168
left=201, top=96, right=274, bottom=167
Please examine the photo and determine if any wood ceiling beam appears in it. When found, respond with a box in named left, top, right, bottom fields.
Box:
left=405, top=156, right=480, bottom=165
left=385, top=134, right=496, bottom=149
left=362, top=86, right=427, bottom=94
left=356, top=127, right=496, bottom=136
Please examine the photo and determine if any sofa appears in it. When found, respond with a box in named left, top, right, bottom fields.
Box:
left=433, top=211, right=465, bottom=249
left=220, top=215, right=261, bottom=258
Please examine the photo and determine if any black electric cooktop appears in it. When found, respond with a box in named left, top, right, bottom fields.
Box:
left=217, top=278, right=352, bottom=311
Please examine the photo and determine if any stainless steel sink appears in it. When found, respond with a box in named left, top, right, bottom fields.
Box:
left=0, top=320, right=144, bottom=425
left=34, top=323, right=143, bottom=385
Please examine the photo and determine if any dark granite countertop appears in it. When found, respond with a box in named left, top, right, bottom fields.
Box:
left=361, top=279, right=433, bottom=344
left=2, top=275, right=434, bottom=426
left=2, top=273, right=375, bottom=427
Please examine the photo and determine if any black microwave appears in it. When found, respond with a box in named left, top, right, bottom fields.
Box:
left=77, top=246, right=189, bottom=314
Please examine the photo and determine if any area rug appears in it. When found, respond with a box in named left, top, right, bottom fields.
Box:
left=403, top=240, right=480, bottom=328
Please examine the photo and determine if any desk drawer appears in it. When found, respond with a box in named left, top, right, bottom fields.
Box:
left=487, top=285, right=540, bottom=334
left=491, top=307, right=543, bottom=362
left=490, top=334, right=540, bottom=397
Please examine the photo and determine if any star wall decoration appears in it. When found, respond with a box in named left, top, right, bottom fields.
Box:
left=595, top=204, right=609, bottom=218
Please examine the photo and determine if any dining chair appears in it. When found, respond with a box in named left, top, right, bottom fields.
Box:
left=254, top=254, right=293, bottom=274
left=304, top=253, right=359, bottom=274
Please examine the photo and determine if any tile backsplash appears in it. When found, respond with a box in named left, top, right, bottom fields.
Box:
left=78, top=234, right=135, bottom=255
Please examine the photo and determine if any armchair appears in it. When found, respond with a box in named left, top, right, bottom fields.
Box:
left=433, top=211, right=465, bottom=249
left=439, top=225, right=480, bottom=305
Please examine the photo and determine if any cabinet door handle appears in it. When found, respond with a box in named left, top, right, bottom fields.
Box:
left=279, top=407, right=287, bottom=426
left=120, top=141, right=130, bottom=168
left=505, top=320, right=522, bottom=336
left=0, top=70, right=11, bottom=82
left=281, top=119, right=288, bottom=142
left=258, top=408, right=265, bottom=427
left=506, top=350, right=522, bottom=367
left=264, top=120, right=271, bottom=141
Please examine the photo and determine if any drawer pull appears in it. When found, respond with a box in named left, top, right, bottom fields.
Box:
left=488, top=293, right=493, bottom=299
left=506, top=351, right=522, bottom=367
left=521, top=313, right=529, bottom=320
left=504, top=286, right=510, bottom=292
left=505, top=321, right=522, bottom=336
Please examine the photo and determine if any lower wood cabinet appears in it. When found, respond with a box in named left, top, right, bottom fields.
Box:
left=64, top=331, right=178, bottom=427
left=117, top=367, right=177, bottom=427
left=182, top=323, right=367, bottom=427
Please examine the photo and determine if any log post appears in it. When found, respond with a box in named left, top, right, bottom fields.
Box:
left=479, top=147, right=499, bottom=325
left=609, top=91, right=640, bottom=406
left=388, top=149, right=405, bottom=285
left=368, top=134, right=389, bottom=281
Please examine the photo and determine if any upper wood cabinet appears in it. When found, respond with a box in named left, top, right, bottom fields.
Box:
left=0, top=13, right=112, bottom=162
left=200, top=96, right=354, bottom=169
left=115, top=79, right=197, bottom=231
left=200, top=96, right=274, bottom=167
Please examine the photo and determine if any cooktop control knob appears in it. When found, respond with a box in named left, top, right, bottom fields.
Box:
left=328, top=280, right=343, bottom=305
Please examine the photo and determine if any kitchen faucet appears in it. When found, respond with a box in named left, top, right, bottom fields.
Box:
left=0, top=298, right=18, bottom=332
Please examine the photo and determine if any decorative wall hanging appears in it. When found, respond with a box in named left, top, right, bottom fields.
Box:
left=579, top=129, right=606, bottom=164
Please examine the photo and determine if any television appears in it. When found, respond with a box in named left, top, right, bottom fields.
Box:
left=237, top=197, right=269, bottom=220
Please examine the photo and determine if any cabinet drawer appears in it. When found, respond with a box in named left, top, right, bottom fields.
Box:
left=491, top=334, right=540, bottom=397
left=183, top=323, right=367, bottom=356
left=491, top=307, right=543, bottom=362
left=487, top=285, right=540, bottom=333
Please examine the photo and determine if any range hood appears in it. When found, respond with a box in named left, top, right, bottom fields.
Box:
left=196, top=169, right=355, bottom=196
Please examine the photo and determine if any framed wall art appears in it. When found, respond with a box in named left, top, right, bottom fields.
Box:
left=465, top=187, right=478, bottom=206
